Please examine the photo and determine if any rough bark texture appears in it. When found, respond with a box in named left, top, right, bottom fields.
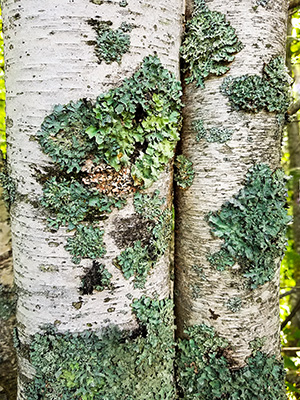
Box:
left=2, top=0, right=182, bottom=398
left=175, top=0, right=288, bottom=366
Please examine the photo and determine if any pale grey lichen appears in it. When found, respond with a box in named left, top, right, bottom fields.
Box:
left=193, top=119, right=233, bottom=143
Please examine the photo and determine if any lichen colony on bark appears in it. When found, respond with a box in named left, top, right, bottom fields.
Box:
left=38, top=55, right=182, bottom=286
left=175, top=0, right=289, bottom=397
left=2, top=0, right=182, bottom=398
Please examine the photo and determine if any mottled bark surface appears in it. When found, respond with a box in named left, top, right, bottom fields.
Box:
left=175, top=0, right=288, bottom=366
left=2, top=0, right=182, bottom=398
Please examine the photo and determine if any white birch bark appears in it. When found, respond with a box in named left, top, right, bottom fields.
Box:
left=175, top=0, right=288, bottom=366
left=1, top=0, right=182, bottom=397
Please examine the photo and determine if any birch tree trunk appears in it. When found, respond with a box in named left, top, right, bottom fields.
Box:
left=2, top=0, right=182, bottom=398
left=175, top=0, right=289, bottom=397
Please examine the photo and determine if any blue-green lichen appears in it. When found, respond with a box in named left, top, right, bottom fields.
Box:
left=114, top=191, right=172, bottom=288
left=65, top=225, right=106, bottom=264
left=224, top=296, right=242, bottom=313
left=177, top=324, right=286, bottom=400
left=37, top=100, right=97, bottom=173
left=180, top=0, right=243, bottom=88
left=249, top=337, right=267, bottom=354
left=87, top=56, right=182, bottom=188
left=114, top=240, right=151, bottom=288
left=38, top=56, right=181, bottom=275
left=25, top=296, right=175, bottom=400
left=133, top=190, right=165, bottom=220
left=191, top=264, right=207, bottom=281
left=191, top=283, right=201, bottom=299
left=221, top=56, right=290, bottom=114
left=174, top=155, right=195, bottom=189
left=40, top=178, right=125, bottom=265
left=207, top=248, right=235, bottom=272
left=207, top=164, right=291, bottom=288
left=41, top=177, right=124, bottom=230
left=39, top=56, right=182, bottom=189
left=88, top=20, right=132, bottom=64
left=193, top=119, right=233, bottom=143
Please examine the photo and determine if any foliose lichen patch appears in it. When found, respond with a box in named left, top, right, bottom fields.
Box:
left=114, top=190, right=172, bottom=288
left=176, top=324, right=286, bottom=400
left=65, top=224, right=106, bottom=264
left=88, top=19, right=133, bottom=64
left=180, top=0, right=243, bottom=88
left=25, top=296, right=176, bottom=400
left=38, top=56, right=182, bottom=190
left=40, top=177, right=125, bottom=231
left=193, top=119, right=233, bottom=143
left=87, top=56, right=182, bottom=188
left=174, top=155, right=195, bottom=189
left=224, top=296, right=242, bottom=313
left=221, top=56, right=290, bottom=114
left=207, top=164, right=291, bottom=288
left=37, top=100, right=97, bottom=174
left=38, top=56, right=182, bottom=276
left=191, top=264, right=207, bottom=281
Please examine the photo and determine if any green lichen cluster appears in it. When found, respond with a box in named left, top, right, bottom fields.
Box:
left=40, top=177, right=124, bottom=263
left=191, top=264, right=207, bottom=281
left=89, top=20, right=132, bottom=64
left=87, top=56, right=182, bottom=188
left=25, top=296, right=175, bottom=400
left=191, top=283, right=201, bottom=299
left=224, top=296, right=242, bottom=313
left=0, top=165, right=16, bottom=208
left=114, top=191, right=172, bottom=288
left=37, top=100, right=97, bottom=173
left=250, top=337, right=267, bottom=354
left=221, top=56, right=290, bottom=114
left=174, top=155, right=195, bottom=189
left=38, top=56, right=181, bottom=269
left=177, top=324, right=286, bottom=400
left=207, top=248, right=235, bottom=272
left=38, top=56, right=182, bottom=189
left=0, top=284, right=16, bottom=320
left=80, top=261, right=113, bottom=294
left=41, top=177, right=125, bottom=231
left=207, top=164, right=291, bottom=288
left=65, top=225, right=105, bottom=264
left=133, top=190, right=165, bottom=219
left=180, top=0, right=243, bottom=88
left=193, top=119, right=233, bottom=143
